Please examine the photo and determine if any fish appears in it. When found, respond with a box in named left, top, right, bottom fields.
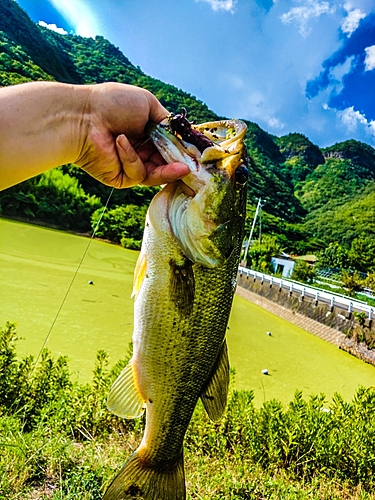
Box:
left=103, top=115, right=248, bottom=500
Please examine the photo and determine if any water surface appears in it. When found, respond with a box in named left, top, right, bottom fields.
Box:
left=1, top=218, right=374, bottom=405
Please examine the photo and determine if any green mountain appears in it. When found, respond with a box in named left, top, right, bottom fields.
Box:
left=295, top=140, right=375, bottom=211
left=0, top=0, right=81, bottom=84
left=1, top=0, right=374, bottom=268
left=304, top=182, right=375, bottom=247
left=276, top=133, right=325, bottom=184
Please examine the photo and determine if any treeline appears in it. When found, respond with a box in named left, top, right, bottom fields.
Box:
left=1, top=321, right=375, bottom=499
left=0, top=167, right=151, bottom=249
left=0, top=169, right=101, bottom=232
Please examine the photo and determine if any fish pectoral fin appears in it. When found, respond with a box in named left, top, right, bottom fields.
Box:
left=107, top=362, right=145, bottom=419
left=200, top=339, right=230, bottom=422
left=131, top=251, right=147, bottom=298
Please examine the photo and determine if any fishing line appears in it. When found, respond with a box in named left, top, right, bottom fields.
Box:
left=31, top=133, right=152, bottom=370
left=132, top=136, right=152, bottom=150
left=10, top=185, right=114, bottom=420
left=13, top=138, right=149, bottom=417
left=30, top=186, right=114, bottom=376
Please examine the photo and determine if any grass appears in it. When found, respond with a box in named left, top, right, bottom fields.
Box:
left=1, top=321, right=375, bottom=499
left=3, top=418, right=374, bottom=499
left=1, top=362, right=374, bottom=499
left=1, top=217, right=374, bottom=407
left=1, top=243, right=375, bottom=500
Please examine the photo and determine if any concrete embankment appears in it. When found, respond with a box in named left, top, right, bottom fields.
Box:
left=236, top=276, right=375, bottom=367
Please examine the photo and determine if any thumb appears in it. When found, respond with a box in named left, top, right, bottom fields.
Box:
left=116, top=134, right=146, bottom=187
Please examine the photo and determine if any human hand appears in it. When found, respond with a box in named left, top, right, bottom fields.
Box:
left=74, top=82, right=190, bottom=188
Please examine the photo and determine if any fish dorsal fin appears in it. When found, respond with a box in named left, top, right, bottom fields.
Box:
left=131, top=251, right=147, bottom=298
left=200, top=340, right=230, bottom=422
left=107, top=361, right=145, bottom=419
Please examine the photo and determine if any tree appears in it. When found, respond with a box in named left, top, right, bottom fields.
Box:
left=91, top=204, right=147, bottom=245
left=0, top=169, right=101, bottom=231
left=363, top=272, right=375, bottom=293
left=316, top=242, right=351, bottom=270
left=349, top=236, right=375, bottom=273
left=340, top=270, right=364, bottom=297
left=291, top=260, right=316, bottom=284
left=245, top=235, right=282, bottom=274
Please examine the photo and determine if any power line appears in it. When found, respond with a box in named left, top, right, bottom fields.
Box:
left=242, top=197, right=262, bottom=264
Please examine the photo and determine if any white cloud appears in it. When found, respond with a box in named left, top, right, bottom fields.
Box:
left=241, top=90, right=286, bottom=131
left=267, top=116, right=285, bottom=129
left=341, top=6, right=366, bottom=37
left=364, top=45, right=375, bottom=71
left=196, top=0, right=237, bottom=13
left=48, top=0, right=100, bottom=37
left=338, top=106, right=375, bottom=140
left=281, top=0, right=336, bottom=36
left=38, top=21, right=68, bottom=35
left=221, top=73, right=245, bottom=90
left=339, top=106, right=367, bottom=130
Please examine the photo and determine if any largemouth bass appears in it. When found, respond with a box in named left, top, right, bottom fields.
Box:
left=103, top=115, right=248, bottom=500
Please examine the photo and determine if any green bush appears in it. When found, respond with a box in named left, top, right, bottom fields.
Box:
left=120, top=236, right=142, bottom=250
left=187, top=388, right=375, bottom=487
left=291, top=260, right=316, bottom=283
left=340, top=270, right=364, bottom=297
left=1, top=322, right=375, bottom=497
left=0, top=169, right=102, bottom=231
left=0, top=322, right=131, bottom=437
left=91, top=204, right=147, bottom=244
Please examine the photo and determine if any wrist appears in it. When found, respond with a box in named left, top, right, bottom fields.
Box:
left=44, top=82, right=92, bottom=166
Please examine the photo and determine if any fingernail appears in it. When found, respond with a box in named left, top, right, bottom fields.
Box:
left=117, top=134, right=128, bottom=151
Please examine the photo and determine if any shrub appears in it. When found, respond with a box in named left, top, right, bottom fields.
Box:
left=120, top=236, right=142, bottom=250
left=2, top=322, right=375, bottom=496
left=91, top=204, right=147, bottom=244
left=0, top=169, right=102, bottom=231
left=340, top=270, right=364, bottom=297
left=291, top=259, right=316, bottom=283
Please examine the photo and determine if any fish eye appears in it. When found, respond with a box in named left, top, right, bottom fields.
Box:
left=235, top=165, right=248, bottom=185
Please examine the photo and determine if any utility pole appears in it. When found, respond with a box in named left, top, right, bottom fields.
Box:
left=242, top=197, right=262, bottom=266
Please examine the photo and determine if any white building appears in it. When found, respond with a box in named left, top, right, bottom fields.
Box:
left=271, top=253, right=296, bottom=278
left=271, top=253, right=317, bottom=278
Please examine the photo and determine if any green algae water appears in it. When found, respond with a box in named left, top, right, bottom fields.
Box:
left=1, top=218, right=374, bottom=405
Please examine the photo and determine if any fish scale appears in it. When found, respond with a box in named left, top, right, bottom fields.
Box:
left=104, top=118, right=247, bottom=500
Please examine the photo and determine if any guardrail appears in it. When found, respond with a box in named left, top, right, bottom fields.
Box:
left=238, top=266, right=374, bottom=320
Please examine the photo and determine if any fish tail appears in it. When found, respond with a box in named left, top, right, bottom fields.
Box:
left=103, top=449, right=186, bottom=500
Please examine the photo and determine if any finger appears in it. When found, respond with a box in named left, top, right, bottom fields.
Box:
left=141, top=162, right=190, bottom=186
left=116, top=134, right=147, bottom=187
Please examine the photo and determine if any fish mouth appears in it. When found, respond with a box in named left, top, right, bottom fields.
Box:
left=148, top=119, right=248, bottom=267
left=148, top=119, right=247, bottom=191
left=148, top=119, right=247, bottom=164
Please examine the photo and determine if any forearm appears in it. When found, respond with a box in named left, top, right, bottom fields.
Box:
left=0, top=81, right=189, bottom=191
left=0, top=81, right=89, bottom=190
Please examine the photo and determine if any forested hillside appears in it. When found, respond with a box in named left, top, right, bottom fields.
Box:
left=1, top=0, right=374, bottom=272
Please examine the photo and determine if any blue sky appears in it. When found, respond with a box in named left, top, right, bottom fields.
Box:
left=16, top=0, right=375, bottom=148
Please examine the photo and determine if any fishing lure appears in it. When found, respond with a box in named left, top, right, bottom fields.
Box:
left=167, top=108, right=214, bottom=153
